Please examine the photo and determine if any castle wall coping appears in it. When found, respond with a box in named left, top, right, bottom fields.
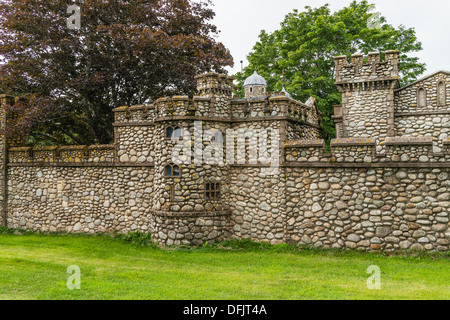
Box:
left=192, top=96, right=212, bottom=102
left=284, top=162, right=450, bottom=169
left=112, top=105, right=154, bottom=112
left=113, top=122, right=155, bottom=127
left=129, top=105, right=154, bottom=110
left=335, top=77, right=400, bottom=85
left=112, top=106, right=128, bottom=112
left=172, top=96, right=189, bottom=101
left=59, top=146, right=88, bottom=150
left=8, top=162, right=155, bottom=168
left=154, top=97, right=174, bottom=103
left=230, top=162, right=450, bottom=168
left=87, top=145, right=115, bottom=150
left=10, top=145, right=115, bottom=151
left=331, top=138, right=377, bottom=146
left=9, top=147, right=32, bottom=152
left=394, top=111, right=450, bottom=117
left=153, top=210, right=232, bottom=218
left=285, top=139, right=325, bottom=148
left=384, top=136, right=433, bottom=146
left=33, top=146, right=59, bottom=151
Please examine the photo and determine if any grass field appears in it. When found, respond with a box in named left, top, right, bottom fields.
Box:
left=0, top=232, right=448, bottom=300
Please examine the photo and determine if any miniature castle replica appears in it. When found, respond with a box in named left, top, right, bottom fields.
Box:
left=0, top=50, right=449, bottom=252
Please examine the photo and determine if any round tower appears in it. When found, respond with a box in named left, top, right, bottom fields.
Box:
left=244, top=71, right=267, bottom=99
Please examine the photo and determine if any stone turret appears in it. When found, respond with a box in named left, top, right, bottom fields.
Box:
left=195, top=73, right=235, bottom=98
left=334, top=51, right=400, bottom=149
left=195, top=73, right=235, bottom=118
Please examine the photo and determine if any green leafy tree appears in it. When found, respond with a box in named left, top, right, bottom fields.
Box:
left=0, top=0, right=233, bottom=145
left=234, top=1, right=425, bottom=141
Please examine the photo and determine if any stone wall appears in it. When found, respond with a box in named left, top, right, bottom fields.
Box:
left=7, top=165, right=154, bottom=233
left=285, top=166, right=450, bottom=252
left=228, top=167, right=286, bottom=244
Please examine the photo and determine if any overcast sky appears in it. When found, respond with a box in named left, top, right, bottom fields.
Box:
left=211, top=0, right=450, bottom=77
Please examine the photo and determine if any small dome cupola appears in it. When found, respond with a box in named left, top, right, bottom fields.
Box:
left=244, top=70, right=267, bottom=99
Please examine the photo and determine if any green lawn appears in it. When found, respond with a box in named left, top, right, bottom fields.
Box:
left=0, top=233, right=448, bottom=300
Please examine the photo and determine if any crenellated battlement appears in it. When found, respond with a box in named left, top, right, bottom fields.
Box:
left=334, top=50, right=400, bottom=84
left=284, top=137, right=450, bottom=164
left=113, top=105, right=156, bottom=123
left=195, top=73, right=235, bottom=97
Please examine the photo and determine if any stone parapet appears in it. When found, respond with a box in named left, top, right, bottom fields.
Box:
left=113, top=104, right=156, bottom=123
left=284, top=137, right=450, bottom=164
left=331, top=138, right=377, bottom=163
left=285, top=140, right=326, bottom=162
left=8, top=145, right=115, bottom=164
left=230, top=96, right=321, bottom=128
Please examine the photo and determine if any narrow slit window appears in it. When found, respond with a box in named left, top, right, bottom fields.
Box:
left=417, top=88, right=426, bottom=108
left=438, top=81, right=446, bottom=106
left=166, top=127, right=174, bottom=139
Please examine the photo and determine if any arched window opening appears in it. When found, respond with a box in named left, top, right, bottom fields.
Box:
left=417, top=88, right=426, bottom=108
left=164, top=163, right=181, bottom=177
left=166, top=126, right=183, bottom=140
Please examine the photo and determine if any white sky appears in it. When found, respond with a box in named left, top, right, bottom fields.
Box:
left=211, top=0, right=450, bottom=77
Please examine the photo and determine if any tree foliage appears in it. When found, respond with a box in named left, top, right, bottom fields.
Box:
left=0, top=0, right=233, bottom=145
left=234, top=1, right=425, bottom=141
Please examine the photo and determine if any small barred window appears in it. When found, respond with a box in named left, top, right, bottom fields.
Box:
left=205, top=182, right=221, bottom=200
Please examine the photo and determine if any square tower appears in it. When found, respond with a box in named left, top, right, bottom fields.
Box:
left=334, top=51, right=400, bottom=151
